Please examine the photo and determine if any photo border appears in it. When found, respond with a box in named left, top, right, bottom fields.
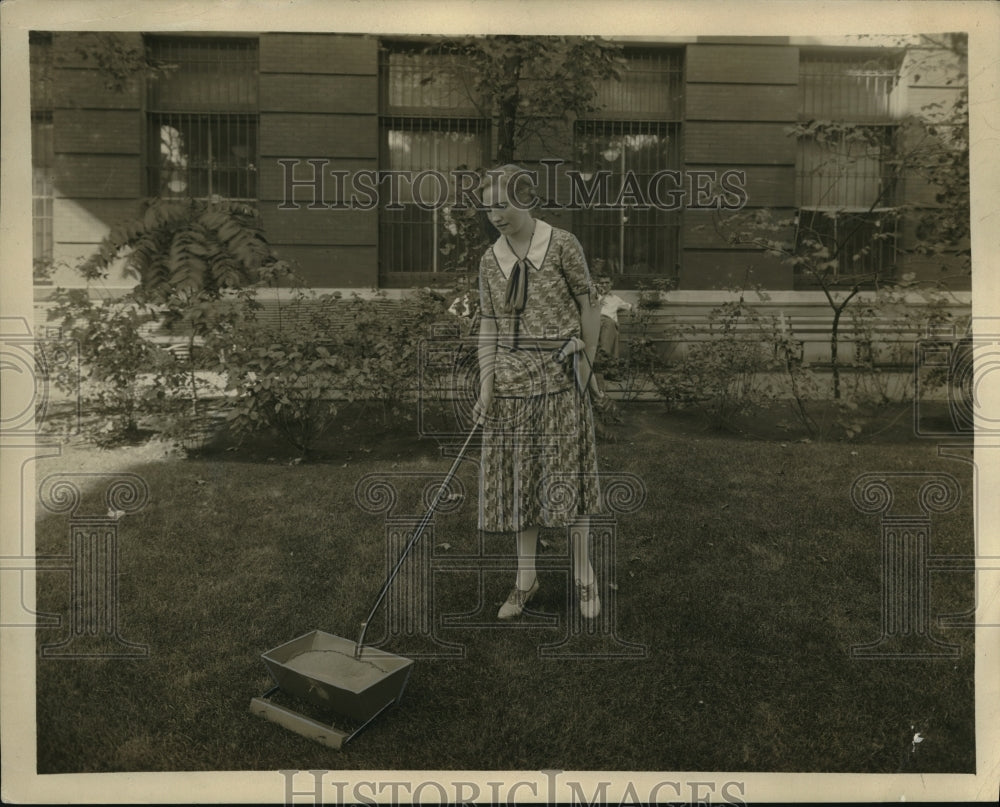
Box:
left=2, top=0, right=998, bottom=803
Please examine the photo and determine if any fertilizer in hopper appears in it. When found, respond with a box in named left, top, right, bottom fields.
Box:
left=284, top=648, right=392, bottom=690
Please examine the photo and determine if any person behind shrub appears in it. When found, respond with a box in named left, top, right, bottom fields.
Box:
left=594, top=274, right=632, bottom=390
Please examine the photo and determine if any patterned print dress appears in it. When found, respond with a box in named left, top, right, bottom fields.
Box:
left=478, top=219, right=602, bottom=533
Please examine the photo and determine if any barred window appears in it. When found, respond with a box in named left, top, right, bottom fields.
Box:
left=796, top=50, right=902, bottom=282
left=379, top=44, right=490, bottom=279
left=31, top=32, right=54, bottom=276
left=573, top=49, right=684, bottom=284
left=145, top=36, right=258, bottom=200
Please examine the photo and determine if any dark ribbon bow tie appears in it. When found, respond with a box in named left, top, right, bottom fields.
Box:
left=504, top=257, right=533, bottom=314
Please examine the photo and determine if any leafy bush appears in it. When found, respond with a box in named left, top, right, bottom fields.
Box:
left=337, top=289, right=456, bottom=421
left=654, top=295, right=775, bottom=430
left=78, top=197, right=287, bottom=297
left=845, top=280, right=963, bottom=405
left=604, top=278, right=673, bottom=402
left=47, top=289, right=171, bottom=444
left=69, top=197, right=293, bottom=444
left=761, top=319, right=826, bottom=437
left=214, top=287, right=462, bottom=456
left=216, top=300, right=342, bottom=457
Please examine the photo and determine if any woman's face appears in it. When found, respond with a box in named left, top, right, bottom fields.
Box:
left=483, top=180, right=535, bottom=239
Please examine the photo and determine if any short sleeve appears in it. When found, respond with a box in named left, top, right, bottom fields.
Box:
left=478, top=252, right=496, bottom=319
left=560, top=233, right=594, bottom=301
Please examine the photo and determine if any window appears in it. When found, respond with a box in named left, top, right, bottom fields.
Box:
left=796, top=50, right=902, bottom=282
left=573, top=49, right=683, bottom=284
left=378, top=43, right=490, bottom=278
left=31, top=32, right=54, bottom=279
left=145, top=36, right=258, bottom=200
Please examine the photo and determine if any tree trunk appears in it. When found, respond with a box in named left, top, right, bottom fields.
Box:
left=830, top=307, right=842, bottom=400
left=495, top=55, right=520, bottom=164
left=496, top=97, right=517, bottom=164
left=188, top=331, right=200, bottom=416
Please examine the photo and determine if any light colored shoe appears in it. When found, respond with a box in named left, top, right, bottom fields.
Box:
left=497, top=578, right=540, bottom=620
left=576, top=578, right=601, bottom=619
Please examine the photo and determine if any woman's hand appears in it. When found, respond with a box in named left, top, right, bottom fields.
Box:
left=553, top=337, right=585, bottom=364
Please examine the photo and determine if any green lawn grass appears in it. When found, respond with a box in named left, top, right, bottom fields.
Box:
left=33, top=403, right=976, bottom=773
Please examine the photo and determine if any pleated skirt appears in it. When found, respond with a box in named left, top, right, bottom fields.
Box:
left=479, top=387, right=602, bottom=533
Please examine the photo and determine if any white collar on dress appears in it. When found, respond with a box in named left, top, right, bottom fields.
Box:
left=491, top=219, right=553, bottom=279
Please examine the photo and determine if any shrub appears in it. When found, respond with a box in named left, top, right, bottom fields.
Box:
left=654, top=295, right=775, bottom=430
left=845, top=280, right=962, bottom=405
left=47, top=289, right=171, bottom=444
left=604, top=278, right=673, bottom=402
left=336, top=289, right=456, bottom=423
left=760, top=319, right=826, bottom=437
left=215, top=287, right=462, bottom=456
left=70, top=197, right=294, bottom=445
left=216, top=296, right=342, bottom=457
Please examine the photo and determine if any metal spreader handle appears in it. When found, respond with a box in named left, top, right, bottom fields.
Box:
left=354, top=421, right=481, bottom=657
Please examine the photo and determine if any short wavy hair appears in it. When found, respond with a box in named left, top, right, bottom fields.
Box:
left=481, top=163, right=539, bottom=210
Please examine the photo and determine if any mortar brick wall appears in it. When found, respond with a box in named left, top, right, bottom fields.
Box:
left=259, top=33, right=380, bottom=288
left=34, top=33, right=970, bottom=296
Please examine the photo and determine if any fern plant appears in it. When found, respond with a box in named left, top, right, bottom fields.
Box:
left=75, top=197, right=294, bottom=439
left=79, top=197, right=284, bottom=300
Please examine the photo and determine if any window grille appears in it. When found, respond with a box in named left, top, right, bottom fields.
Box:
left=799, top=52, right=901, bottom=122
left=379, top=118, right=489, bottom=274
left=592, top=48, right=684, bottom=120
left=796, top=50, right=902, bottom=282
left=30, top=32, right=54, bottom=271
left=796, top=208, right=898, bottom=280
left=145, top=36, right=258, bottom=200
left=573, top=49, right=683, bottom=282
left=797, top=126, right=897, bottom=210
left=383, top=48, right=481, bottom=113
left=379, top=44, right=490, bottom=277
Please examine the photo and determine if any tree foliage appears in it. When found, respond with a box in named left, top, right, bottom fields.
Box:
left=47, top=289, right=166, bottom=443
left=903, top=34, right=969, bottom=276
left=79, top=197, right=292, bottom=310
left=408, top=36, right=625, bottom=273
left=68, top=197, right=295, bottom=429
left=426, top=35, right=626, bottom=163
left=73, top=32, right=177, bottom=93
left=709, top=35, right=968, bottom=400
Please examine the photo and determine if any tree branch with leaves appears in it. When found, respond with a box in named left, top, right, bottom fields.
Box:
left=423, top=35, right=626, bottom=164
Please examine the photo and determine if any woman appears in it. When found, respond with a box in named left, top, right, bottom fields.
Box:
left=473, top=164, right=603, bottom=620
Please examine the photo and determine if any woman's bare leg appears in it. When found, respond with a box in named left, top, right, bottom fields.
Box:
left=572, top=517, right=600, bottom=618
left=516, top=526, right=539, bottom=590
left=498, top=525, right=541, bottom=619
left=571, top=518, right=595, bottom=585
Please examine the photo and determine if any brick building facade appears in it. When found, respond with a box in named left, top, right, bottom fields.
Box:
left=31, top=32, right=969, bottom=295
